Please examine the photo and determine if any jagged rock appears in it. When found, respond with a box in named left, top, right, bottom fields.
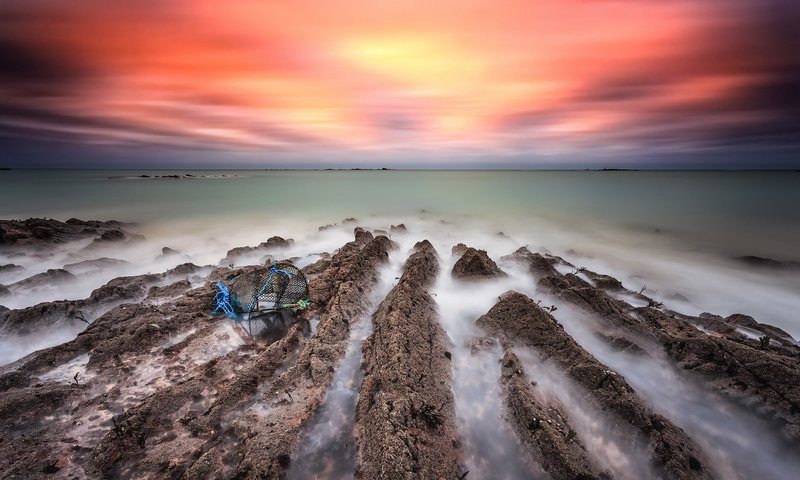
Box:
left=500, top=350, right=611, bottom=480
left=502, top=246, right=563, bottom=277
left=584, top=271, right=624, bottom=290
left=146, top=279, right=192, bottom=300
left=4, top=268, right=76, bottom=295
left=104, top=232, right=395, bottom=480
left=301, top=257, right=331, bottom=276
left=477, top=292, right=712, bottom=479
left=0, top=264, right=23, bottom=278
left=354, top=227, right=374, bottom=245
left=63, top=258, right=131, bottom=275
left=538, top=256, right=800, bottom=444
left=2, top=221, right=799, bottom=479
left=537, top=274, right=643, bottom=333
left=82, top=230, right=145, bottom=252
left=451, top=242, right=468, bottom=257
left=0, top=218, right=128, bottom=247
left=220, top=245, right=259, bottom=265
left=0, top=370, right=28, bottom=392
left=264, top=235, right=292, bottom=249
left=389, top=223, right=407, bottom=233
left=355, top=240, right=461, bottom=479
left=725, top=313, right=795, bottom=343
left=451, top=247, right=507, bottom=280
left=219, top=236, right=291, bottom=265
left=216, top=233, right=394, bottom=479
left=99, top=229, right=125, bottom=242
left=596, top=332, right=647, bottom=355
left=155, top=247, right=182, bottom=261
left=695, top=313, right=738, bottom=335
left=0, top=263, right=205, bottom=336
left=636, top=307, right=800, bottom=443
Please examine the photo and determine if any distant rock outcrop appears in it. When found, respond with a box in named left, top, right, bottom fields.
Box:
left=219, top=236, right=293, bottom=266
left=451, top=247, right=506, bottom=280
left=0, top=218, right=132, bottom=248
left=451, top=243, right=468, bottom=257
left=389, top=223, right=407, bottom=234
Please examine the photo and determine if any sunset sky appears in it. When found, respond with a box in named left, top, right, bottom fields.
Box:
left=1, top=0, right=798, bottom=168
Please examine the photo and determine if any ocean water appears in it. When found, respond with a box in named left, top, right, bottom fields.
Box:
left=3, top=169, right=800, bottom=479
left=1, top=169, right=799, bottom=258
left=1, top=169, right=799, bottom=337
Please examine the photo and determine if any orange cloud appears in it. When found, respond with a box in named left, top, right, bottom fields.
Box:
left=0, top=0, right=798, bottom=165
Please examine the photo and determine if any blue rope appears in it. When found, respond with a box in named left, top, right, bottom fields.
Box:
left=212, top=281, right=239, bottom=319
left=212, top=264, right=298, bottom=319
left=247, top=265, right=293, bottom=313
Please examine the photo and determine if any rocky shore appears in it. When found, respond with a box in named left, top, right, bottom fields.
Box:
left=0, top=218, right=799, bottom=479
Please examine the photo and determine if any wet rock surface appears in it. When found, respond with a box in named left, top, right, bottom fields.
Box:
left=451, top=247, right=507, bottom=280
left=219, top=235, right=293, bottom=266
left=63, top=257, right=132, bottom=275
left=477, top=291, right=713, bottom=480
left=2, top=221, right=800, bottom=479
left=354, top=240, right=461, bottom=480
left=2, top=268, right=76, bottom=296
left=0, top=218, right=131, bottom=248
left=500, top=350, right=611, bottom=480
left=451, top=242, right=468, bottom=257
left=502, top=246, right=562, bottom=277
left=534, top=252, right=800, bottom=444
left=0, top=263, right=206, bottom=336
left=0, top=263, right=24, bottom=281
left=300, top=257, right=331, bottom=276
left=0, top=230, right=394, bottom=479
left=638, top=307, right=800, bottom=443
left=218, top=233, right=392, bottom=479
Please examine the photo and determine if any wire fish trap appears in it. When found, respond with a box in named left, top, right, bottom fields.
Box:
left=237, top=309, right=310, bottom=343
left=212, top=262, right=310, bottom=319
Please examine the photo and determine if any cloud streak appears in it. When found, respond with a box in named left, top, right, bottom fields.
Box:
left=0, top=0, right=798, bottom=167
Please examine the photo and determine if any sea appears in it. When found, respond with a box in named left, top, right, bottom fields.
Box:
left=1, top=168, right=799, bottom=336
left=2, top=169, right=800, bottom=479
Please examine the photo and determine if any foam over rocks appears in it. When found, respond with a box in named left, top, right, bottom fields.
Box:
left=477, top=291, right=713, bottom=479
left=190, top=231, right=394, bottom=479
left=0, top=216, right=799, bottom=479
left=354, top=240, right=462, bottom=479
left=499, top=349, right=612, bottom=480
left=531, top=254, right=800, bottom=445
left=451, top=246, right=507, bottom=280
left=0, top=229, right=394, bottom=479
left=0, top=218, right=135, bottom=248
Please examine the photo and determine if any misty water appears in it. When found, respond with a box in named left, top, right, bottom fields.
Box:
left=2, top=169, right=800, bottom=478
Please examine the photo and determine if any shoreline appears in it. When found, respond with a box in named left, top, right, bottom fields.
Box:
left=0, top=218, right=799, bottom=478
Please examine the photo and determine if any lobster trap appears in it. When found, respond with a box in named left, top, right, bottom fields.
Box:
left=238, top=309, right=301, bottom=342
left=213, top=262, right=309, bottom=319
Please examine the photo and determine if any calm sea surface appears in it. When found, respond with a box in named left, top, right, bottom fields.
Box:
left=2, top=168, right=800, bottom=353
left=1, top=169, right=798, bottom=260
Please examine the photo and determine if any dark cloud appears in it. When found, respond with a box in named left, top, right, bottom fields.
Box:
left=501, top=0, right=800, bottom=158
left=0, top=0, right=799, bottom=167
left=0, top=37, right=92, bottom=97
left=0, top=101, right=328, bottom=152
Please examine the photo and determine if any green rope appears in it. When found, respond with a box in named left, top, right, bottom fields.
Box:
left=280, top=298, right=311, bottom=310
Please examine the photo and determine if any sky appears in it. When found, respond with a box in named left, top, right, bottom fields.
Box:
left=0, top=0, right=798, bottom=169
